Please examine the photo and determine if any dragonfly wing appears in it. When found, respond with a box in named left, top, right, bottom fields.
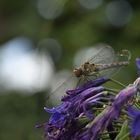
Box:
left=47, top=73, right=79, bottom=105
left=116, top=49, right=131, bottom=62
left=95, top=67, right=120, bottom=78
left=105, top=49, right=131, bottom=77
left=74, top=44, right=116, bottom=68
left=87, top=46, right=131, bottom=78
left=87, top=44, right=116, bottom=64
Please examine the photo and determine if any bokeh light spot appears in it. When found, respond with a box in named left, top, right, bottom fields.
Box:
left=78, top=0, right=103, bottom=10
left=106, top=0, right=133, bottom=27
left=37, top=0, right=65, bottom=20
left=0, top=37, right=54, bottom=93
left=38, top=38, right=62, bottom=63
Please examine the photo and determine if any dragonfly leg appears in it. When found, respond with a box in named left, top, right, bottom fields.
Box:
left=76, top=77, right=84, bottom=87
left=95, top=72, right=101, bottom=77
left=86, top=72, right=101, bottom=79
left=84, top=76, right=92, bottom=81
left=76, top=75, right=91, bottom=87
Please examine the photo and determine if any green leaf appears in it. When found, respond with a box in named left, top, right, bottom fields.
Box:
left=79, top=116, right=91, bottom=124
left=115, top=121, right=129, bottom=140
left=87, top=107, right=108, bottom=128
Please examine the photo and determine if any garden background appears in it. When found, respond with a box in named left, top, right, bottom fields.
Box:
left=0, top=0, right=140, bottom=140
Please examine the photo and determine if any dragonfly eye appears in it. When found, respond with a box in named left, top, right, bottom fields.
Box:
left=73, top=68, right=82, bottom=77
left=85, top=62, right=90, bottom=64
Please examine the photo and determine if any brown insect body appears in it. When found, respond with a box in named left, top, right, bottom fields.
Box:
left=73, top=62, right=97, bottom=77
left=97, top=61, right=129, bottom=71
left=73, top=61, right=129, bottom=77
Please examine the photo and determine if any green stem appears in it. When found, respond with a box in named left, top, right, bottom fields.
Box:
left=110, top=78, right=126, bottom=88
left=105, top=88, right=120, bottom=94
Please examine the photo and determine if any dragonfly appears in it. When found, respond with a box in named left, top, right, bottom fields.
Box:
left=73, top=44, right=130, bottom=81
left=48, top=44, right=131, bottom=104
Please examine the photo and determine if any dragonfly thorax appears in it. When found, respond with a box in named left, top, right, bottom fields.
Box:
left=81, top=62, right=97, bottom=72
left=73, top=62, right=97, bottom=77
left=73, top=68, right=82, bottom=77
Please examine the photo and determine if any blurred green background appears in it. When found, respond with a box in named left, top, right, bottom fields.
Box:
left=0, top=0, right=140, bottom=140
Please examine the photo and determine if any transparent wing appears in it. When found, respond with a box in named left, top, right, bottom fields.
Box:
left=116, top=49, right=131, bottom=62
left=73, top=44, right=116, bottom=68
left=47, top=72, right=79, bottom=105
left=74, top=44, right=131, bottom=68
left=87, top=44, right=116, bottom=64
left=87, top=49, right=131, bottom=78
left=106, top=49, right=131, bottom=77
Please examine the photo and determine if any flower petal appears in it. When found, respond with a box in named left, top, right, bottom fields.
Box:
left=136, top=58, right=140, bottom=69
left=66, top=77, right=109, bottom=95
left=128, top=106, right=140, bottom=138
left=136, top=58, right=140, bottom=77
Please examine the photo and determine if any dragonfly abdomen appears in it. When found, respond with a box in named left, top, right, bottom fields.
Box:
left=97, top=61, right=129, bottom=71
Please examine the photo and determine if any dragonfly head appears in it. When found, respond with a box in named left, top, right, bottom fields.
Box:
left=73, top=68, right=82, bottom=77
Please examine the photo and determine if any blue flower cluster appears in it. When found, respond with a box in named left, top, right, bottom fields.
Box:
left=36, top=58, right=140, bottom=140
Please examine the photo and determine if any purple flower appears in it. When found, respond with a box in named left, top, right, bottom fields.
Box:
left=128, top=106, right=140, bottom=139
left=113, top=86, right=137, bottom=108
left=44, top=103, right=71, bottom=128
left=64, top=77, right=109, bottom=98
left=37, top=77, right=110, bottom=139
left=37, top=76, right=140, bottom=140
left=90, top=82, right=138, bottom=138
left=74, top=78, right=139, bottom=140
left=46, top=86, right=105, bottom=122
left=136, top=58, right=140, bottom=77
